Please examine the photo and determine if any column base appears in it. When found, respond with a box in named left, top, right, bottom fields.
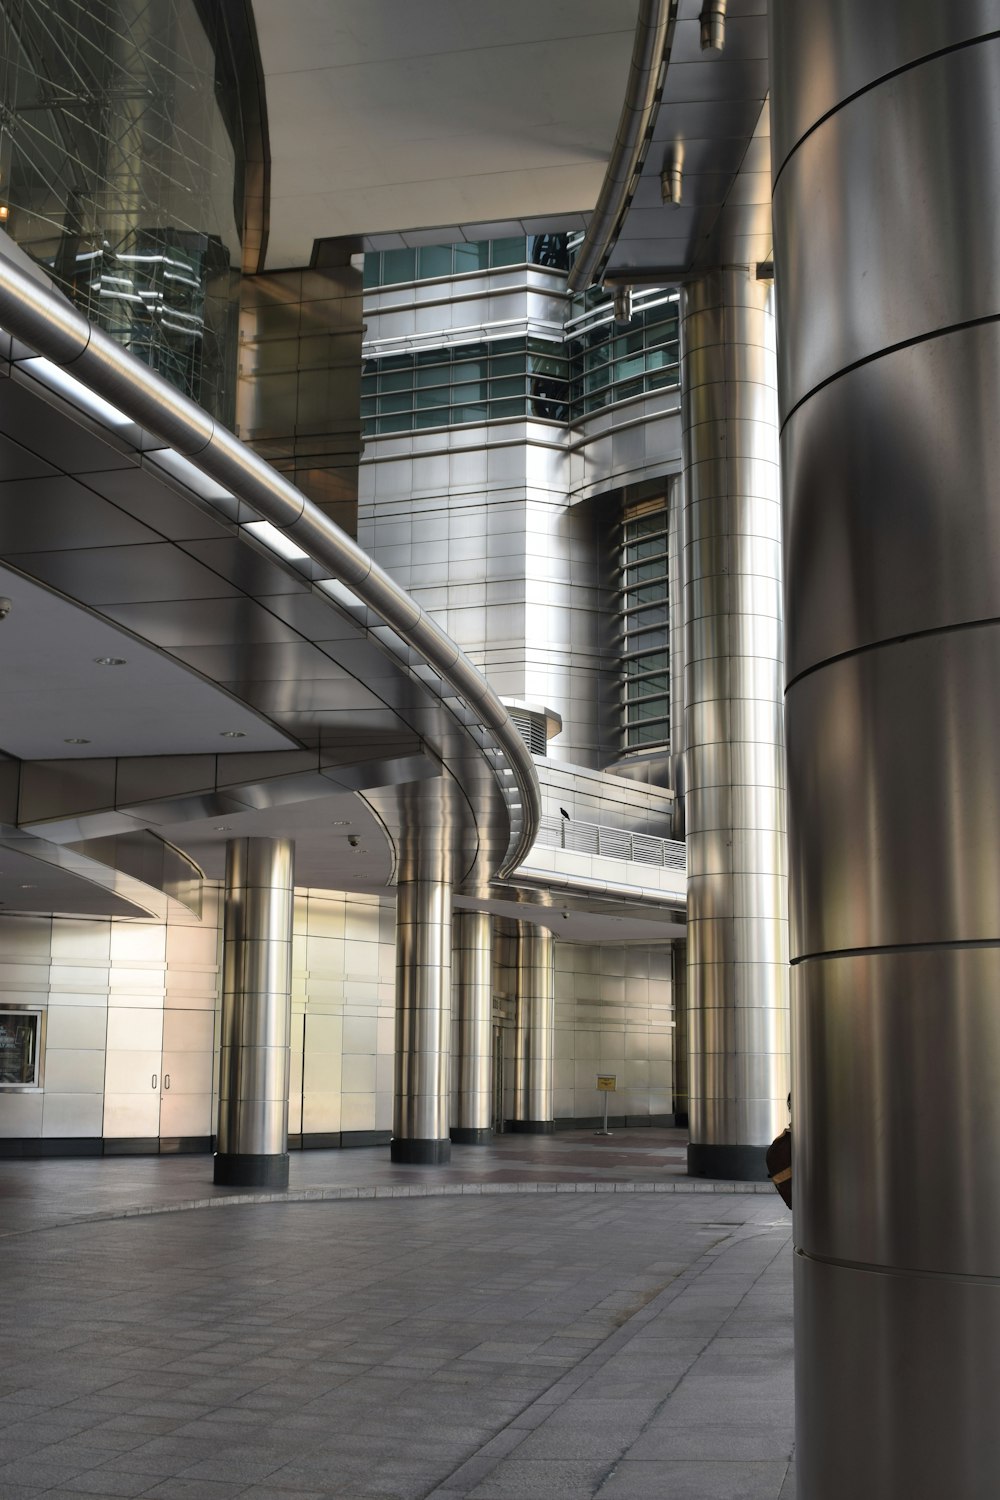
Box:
left=687, top=1143, right=769, bottom=1181
left=508, top=1120, right=555, bottom=1135
left=213, top=1152, right=289, bottom=1188
left=450, top=1127, right=493, bottom=1145
left=390, top=1137, right=451, bottom=1165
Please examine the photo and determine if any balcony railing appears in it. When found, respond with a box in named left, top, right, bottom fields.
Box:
left=535, top=814, right=686, bottom=871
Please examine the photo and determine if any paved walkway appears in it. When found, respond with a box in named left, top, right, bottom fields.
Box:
left=0, top=1130, right=774, bottom=1239
left=0, top=1134, right=795, bottom=1499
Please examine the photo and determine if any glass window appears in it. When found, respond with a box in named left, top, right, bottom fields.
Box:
left=415, top=363, right=450, bottom=388
left=489, top=375, right=527, bottom=400
left=625, top=625, right=669, bottom=651
left=375, top=414, right=410, bottom=434
left=0, top=1012, right=40, bottom=1087
left=624, top=650, right=669, bottom=677
left=624, top=536, right=668, bottom=564
left=489, top=237, right=526, bottom=267
left=378, top=370, right=414, bottom=393
left=377, top=392, right=412, bottom=415
left=626, top=720, right=670, bottom=748
left=625, top=557, right=669, bottom=586
left=382, top=248, right=417, bottom=284
left=624, top=581, right=668, bottom=609
left=417, top=244, right=454, bottom=279
left=453, top=242, right=489, bottom=273
left=490, top=353, right=528, bottom=377
left=626, top=671, right=671, bottom=699
left=415, top=387, right=449, bottom=410
left=625, top=695, right=669, bottom=723
left=363, top=254, right=382, bottom=288
left=624, top=604, right=666, bottom=633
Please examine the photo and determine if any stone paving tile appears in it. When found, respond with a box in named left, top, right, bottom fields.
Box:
left=0, top=1142, right=794, bottom=1500
left=598, top=1459, right=790, bottom=1497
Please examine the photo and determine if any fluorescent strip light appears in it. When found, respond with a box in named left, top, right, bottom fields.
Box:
left=318, top=578, right=364, bottom=610
left=148, top=447, right=233, bottom=501
left=24, top=356, right=133, bottom=427
left=243, top=520, right=309, bottom=561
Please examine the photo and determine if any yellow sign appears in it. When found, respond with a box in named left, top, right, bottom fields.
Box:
left=596, top=1075, right=617, bottom=1092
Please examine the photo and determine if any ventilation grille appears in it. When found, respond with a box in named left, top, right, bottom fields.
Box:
left=508, top=709, right=548, bottom=757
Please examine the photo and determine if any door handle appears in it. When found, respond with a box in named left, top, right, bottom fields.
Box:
left=152, top=1074, right=157, bottom=1089
left=163, top=1074, right=170, bottom=1090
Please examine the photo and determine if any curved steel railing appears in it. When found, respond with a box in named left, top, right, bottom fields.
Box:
left=0, top=253, right=541, bottom=877
left=566, top=0, right=673, bottom=293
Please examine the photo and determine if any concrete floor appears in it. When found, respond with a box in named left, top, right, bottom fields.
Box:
left=0, top=1133, right=794, bottom=1499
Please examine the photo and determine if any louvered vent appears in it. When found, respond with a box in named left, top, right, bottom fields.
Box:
left=507, top=708, right=548, bottom=757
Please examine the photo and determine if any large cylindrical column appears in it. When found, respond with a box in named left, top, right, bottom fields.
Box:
left=451, top=910, right=494, bottom=1144
left=771, top=10, right=1000, bottom=1495
left=393, top=876, right=452, bottom=1163
left=681, top=266, right=789, bottom=1180
left=215, top=837, right=294, bottom=1188
left=510, top=922, right=554, bottom=1133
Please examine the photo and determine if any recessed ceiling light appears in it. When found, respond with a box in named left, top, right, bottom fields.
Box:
left=64, top=737, right=91, bottom=744
left=20, top=883, right=36, bottom=889
left=331, top=820, right=351, bottom=826
left=220, top=730, right=246, bottom=739
left=94, top=656, right=127, bottom=666
left=214, top=825, right=231, bottom=832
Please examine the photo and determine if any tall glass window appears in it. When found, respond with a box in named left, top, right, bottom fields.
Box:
left=621, top=496, right=670, bottom=751
left=0, top=0, right=248, bottom=423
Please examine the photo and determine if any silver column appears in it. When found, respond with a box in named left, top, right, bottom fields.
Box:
left=681, top=266, right=789, bottom=1180
left=771, top=9, right=1000, bottom=1494
left=510, top=922, right=554, bottom=1133
left=451, top=910, right=494, bottom=1145
left=215, top=837, right=294, bottom=1188
left=393, top=876, right=452, bottom=1163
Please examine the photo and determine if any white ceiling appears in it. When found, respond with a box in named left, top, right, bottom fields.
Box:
left=0, top=564, right=293, bottom=761
left=252, top=0, right=640, bottom=266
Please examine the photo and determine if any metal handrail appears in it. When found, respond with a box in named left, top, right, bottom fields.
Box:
left=535, top=814, right=685, bottom=871
left=566, top=0, right=673, bottom=293
left=0, top=253, right=541, bottom=878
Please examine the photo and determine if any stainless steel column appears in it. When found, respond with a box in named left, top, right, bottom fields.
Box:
left=771, top=9, right=1000, bottom=1495
left=451, top=910, right=494, bottom=1145
left=215, top=837, right=294, bottom=1188
left=681, top=266, right=789, bottom=1180
left=393, top=875, right=452, bottom=1163
left=510, top=922, right=554, bottom=1133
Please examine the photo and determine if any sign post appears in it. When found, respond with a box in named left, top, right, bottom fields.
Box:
left=595, top=1074, right=616, bottom=1136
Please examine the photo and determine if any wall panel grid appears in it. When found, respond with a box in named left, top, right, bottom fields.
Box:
left=551, top=941, right=675, bottom=1124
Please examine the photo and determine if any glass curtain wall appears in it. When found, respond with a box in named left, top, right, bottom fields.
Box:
left=0, top=0, right=246, bottom=423
left=361, top=236, right=679, bottom=439
left=621, top=491, right=671, bottom=752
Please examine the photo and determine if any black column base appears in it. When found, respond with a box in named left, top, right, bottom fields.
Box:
left=508, top=1119, right=556, bottom=1135
left=687, top=1142, right=769, bottom=1182
left=390, top=1137, right=451, bottom=1165
left=214, top=1152, right=289, bottom=1188
left=450, top=1127, right=493, bottom=1145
